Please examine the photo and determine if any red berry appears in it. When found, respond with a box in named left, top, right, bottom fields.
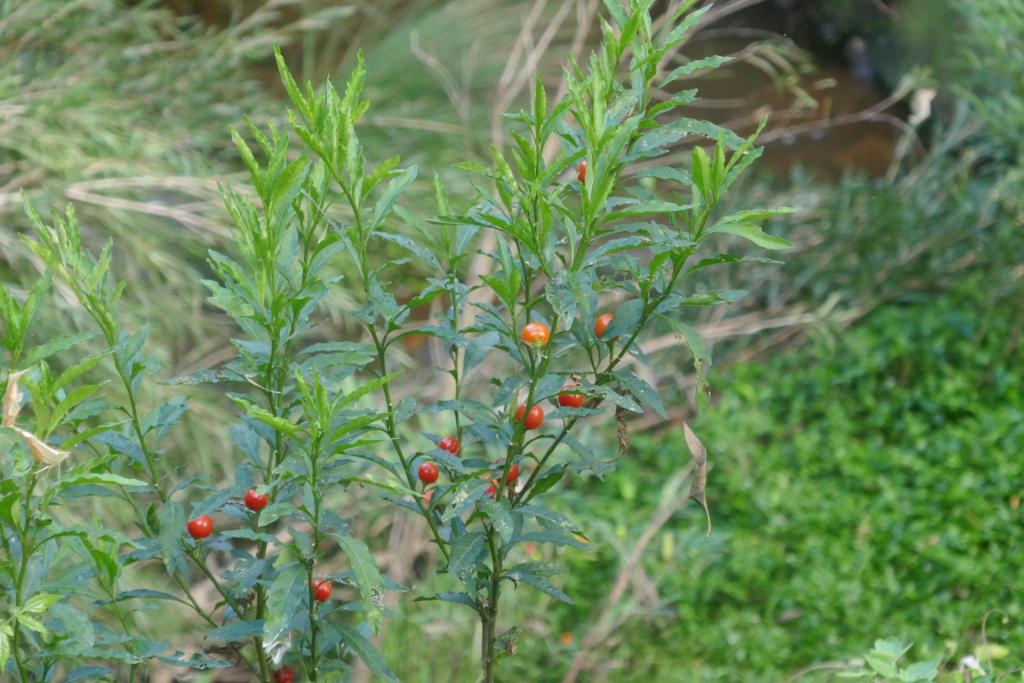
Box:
left=312, top=578, right=332, bottom=602
left=438, top=436, right=460, bottom=456
left=273, top=666, right=294, bottom=683
left=486, top=480, right=498, bottom=498
left=418, top=461, right=439, bottom=484
left=186, top=514, right=213, bottom=540
left=577, top=159, right=587, bottom=183
left=558, top=386, right=586, bottom=409
left=520, top=321, right=551, bottom=348
left=594, top=312, right=614, bottom=338
left=244, top=488, right=269, bottom=512
left=506, top=464, right=521, bottom=484
left=515, top=403, right=544, bottom=430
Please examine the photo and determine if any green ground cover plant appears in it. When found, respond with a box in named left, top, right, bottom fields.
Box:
left=528, top=287, right=1023, bottom=682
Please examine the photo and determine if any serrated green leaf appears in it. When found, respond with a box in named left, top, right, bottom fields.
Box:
left=602, top=0, right=628, bottom=28
left=336, top=535, right=384, bottom=631
left=478, top=498, right=514, bottom=543
left=505, top=569, right=573, bottom=604
left=158, top=501, right=185, bottom=577
left=258, top=501, right=303, bottom=527
left=113, top=589, right=188, bottom=605
left=613, top=370, right=666, bottom=418
left=337, top=625, right=399, bottom=683
left=659, top=55, right=732, bottom=88
left=374, top=232, right=442, bottom=273
left=228, top=395, right=301, bottom=438
left=517, top=505, right=581, bottom=533
left=47, top=604, right=95, bottom=656
left=448, top=532, right=485, bottom=580
left=222, top=529, right=277, bottom=543
left=61, top=472, right=150, bottom=490
left=207, top=620, right=264, bottom=642
left=263, top=563, right=306, bottom=645
left=414, top=592, right=477, bottom=609
left=511, top=530, right=591, bottom=551
left=370, top=166, right=417, bottom=230
left=22, top=592, right=60, bottom=614
left=707, top=221, right=793, bottom=250
left=15, top=612, right=47, bottom=635
left=23, top=332, right=97, bottom=367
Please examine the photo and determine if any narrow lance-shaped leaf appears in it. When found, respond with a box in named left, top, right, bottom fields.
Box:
left=158, top=501, right=186, bottom=577
left=370, top=166, right=417, bottom=230
left=263, top=563, right=306, bottom=647
left=448, top=532, right=486, bottom=580
left=336, top=625, right=399, bottom=683
left=478, top=498, right=514, bottom=543
left=707, top=209, right=796, bottom=250
left=336, top=534, right=385, bottom=631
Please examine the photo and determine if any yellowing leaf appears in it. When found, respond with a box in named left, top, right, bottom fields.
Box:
left=975, top=643, right=1009, bottom=661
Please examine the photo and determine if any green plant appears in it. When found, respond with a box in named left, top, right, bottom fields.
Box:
left=0, top=276, right=156, bottom=681
left=264, top=0, right=791, bottom=679
left=839, top=639, right=940, bottom=682
left=1, top=0, right=794, bottom=679
left=5, top=146, right=396, bottom=680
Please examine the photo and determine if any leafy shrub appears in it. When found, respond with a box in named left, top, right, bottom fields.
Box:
left=0, top=1, right=791, bottom=680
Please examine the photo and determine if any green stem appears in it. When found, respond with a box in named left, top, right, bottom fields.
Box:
left=332, top=169, right=449, bottom=561
left=513, top=425, right=571, bottom=506
left=187, top=547, right=245, bottom=618
left=308, top=437, right=323, bottom=680
left=11, top=475, right=36, bottom=683
left=370, top=329, right=451, bottom=562
left=253, top=332, right=285, bottom=681
left=115, top=363, right=167, bottom=503
left=11, top=553, right=30, bottom=682
left=308, top=565, right=320, bottom=682
left=252, top=552, right=272, bottom=679
left=450, top=275, right=464, bottom=440
left=102, top=582, right=140, bottom=682
left=170, top=572, right=219, bottom=628
left=481, top=528, right=502, bottom=683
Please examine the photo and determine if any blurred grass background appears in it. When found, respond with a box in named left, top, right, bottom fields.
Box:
left=2, top=0, right=1022, bottom=680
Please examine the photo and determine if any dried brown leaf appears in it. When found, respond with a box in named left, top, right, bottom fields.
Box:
left=14, top=428, right=71, bottom=466
left=615, top=405, right=629, bottom=458
left=2, top=369, right=28, bottom=428
left=683, top=421, right=711, bottom=536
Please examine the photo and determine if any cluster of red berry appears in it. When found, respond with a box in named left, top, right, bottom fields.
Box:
left=412, top=308, right=614, bottom=497
left=184, top=487, right=272, bottom=540
left=183, top=277, right=614, bottom=677
left=186, top=490, right=332, bottom=680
